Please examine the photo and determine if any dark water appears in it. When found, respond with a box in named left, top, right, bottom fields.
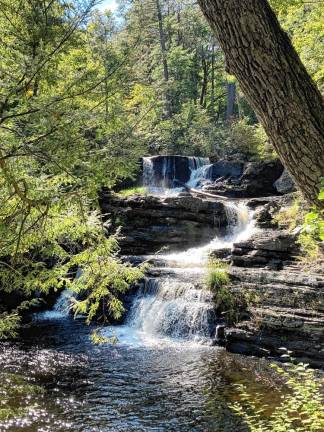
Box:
left=0, top=316, right=281, bottom=432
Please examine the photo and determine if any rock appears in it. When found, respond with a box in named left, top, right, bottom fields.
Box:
left=99, top=193, right=229, bottom=254
left=207, top=160, right=244, bottom=180
left=202, top=159, right=284, bottom=198
left=222, top=267, right=324, bottom=367
left=274, top=169, right=296, bottom=194
left=239, top=159, right=284, bottom=197
left=231, top=229, right=299, bottom=268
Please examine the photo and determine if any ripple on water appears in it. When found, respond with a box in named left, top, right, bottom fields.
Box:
left=0, top=318, right=283, bottom=432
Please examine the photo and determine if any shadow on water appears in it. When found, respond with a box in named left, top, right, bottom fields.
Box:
left=0, top=316, right=282, bottom=432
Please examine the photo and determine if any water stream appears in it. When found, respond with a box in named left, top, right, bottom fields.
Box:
left=0, top=157, right=275, bottom=432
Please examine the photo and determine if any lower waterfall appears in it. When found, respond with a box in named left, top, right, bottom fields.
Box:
left=124, top=201, right=255, bottom=344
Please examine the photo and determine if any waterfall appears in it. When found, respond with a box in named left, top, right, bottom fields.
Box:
left=143, top=157, right=155, bottom=188
left=142, top=156, right=211, bottom=195
left=126, top=202, right=256, bottom=343
left=186, top=163, right=213, bottom=189
left=35, top=289, right=74, bottom=320
left=127, top=276, right=216, bottom=341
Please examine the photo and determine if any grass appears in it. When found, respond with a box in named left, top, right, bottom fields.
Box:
left=116, top=186, right=147, bottom=197
left=205, top=260, right=230, bottom=291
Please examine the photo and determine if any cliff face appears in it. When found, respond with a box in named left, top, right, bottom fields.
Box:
left=99, top=193, right=230, bottom=254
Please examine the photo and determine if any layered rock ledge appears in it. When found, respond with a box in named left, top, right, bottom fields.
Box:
left=221, top=267, right=324, bottom=367
left=99, top=192, right=230, bottom=254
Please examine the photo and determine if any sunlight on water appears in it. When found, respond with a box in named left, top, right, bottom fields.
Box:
left=162, top=202, right=256, bottom=265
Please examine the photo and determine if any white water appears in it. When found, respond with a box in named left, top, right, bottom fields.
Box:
left=42, top=159, right=256, bottom=347
left=35, top=289, right=75, bottom=320
left=143, top=156, right=211, bottom=196
left=122, top=201, right=255, bottom=345
left=162, top=202, right=256, bottom=266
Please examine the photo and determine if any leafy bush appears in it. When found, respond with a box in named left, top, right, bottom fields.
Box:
left=224, top=118, right=276, bottom=161
left=206, top=259, right=260, bottom=325
left=231, top=351, right=324, bottom=431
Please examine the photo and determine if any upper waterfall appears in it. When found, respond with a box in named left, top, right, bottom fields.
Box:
left=142, top=155, right=211, bottom=194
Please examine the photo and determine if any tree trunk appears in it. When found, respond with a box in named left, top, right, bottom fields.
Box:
left=198, top=0, right=324, bottom=207
left=226, top=82, right=236, bottom=120
left=210, top=44, right=215, bottom=117
left=155, top=0, right=169, bottom=82
left=200, top=51, right=209, bottom=107
left=155, top=0, right=171, bottom=117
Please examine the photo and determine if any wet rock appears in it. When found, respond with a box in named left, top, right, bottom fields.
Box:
left=99, top=193, right=229, bottom=254
left=208, top=160, right=244, bottom=180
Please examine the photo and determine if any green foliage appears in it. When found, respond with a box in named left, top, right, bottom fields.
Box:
left=68, top=239, right=144, bottom=323
left=91, top=328, right=118, bottom=344
left=231, top=352, right=324, bottom=431
left=117, top=187, right=147, bottom=197
left=274, top=197, right=305, bottom=231
left=0, top=0, right=145, bottom=337
left=270, top=0, right=324, bottom=91
left=206, top=259, right=259, bottom=324
left=206, top=260, right=230, bottom=291
left=224, top=119, right=276, bottom=161
left=0, top=373, right=44, bottom=421
left=298, top=184, right=324, bottom=264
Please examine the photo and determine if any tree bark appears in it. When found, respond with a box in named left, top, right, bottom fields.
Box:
left=200, top=50, right=209, bottom=107
left=226, top=82, right=236, bottom=120
left=155, top=0, right=172, bottom=117
left=198, top=0, right=324, bottom=207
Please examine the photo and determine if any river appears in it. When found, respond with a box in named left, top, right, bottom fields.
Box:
left=0, top=158, right=281, bottom=431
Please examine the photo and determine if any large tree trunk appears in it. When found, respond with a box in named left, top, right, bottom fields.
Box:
left=198, top=0, right=324, bottom=207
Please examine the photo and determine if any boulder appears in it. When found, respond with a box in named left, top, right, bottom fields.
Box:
left=239, top=159, right=284, bottom=197
left=274, top=169, right=297, bottom=194
left=207, top=160, right=244, bottom=180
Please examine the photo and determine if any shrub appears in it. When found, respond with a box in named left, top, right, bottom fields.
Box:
left=231, top=351, right=324, bottom=431
left=224, top=118, right=276, bottom=161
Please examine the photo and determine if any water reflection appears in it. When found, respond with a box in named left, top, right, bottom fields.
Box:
left=0, top=317, right=281, bottom=432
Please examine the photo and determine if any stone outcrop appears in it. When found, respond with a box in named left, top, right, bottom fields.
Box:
left=99, top=192, right=230, bottom=254
left=220, top=267, right=324, bottom=367
left=274, top=169, right=297, bottom=194
left=203, top=159, right=284, bottom=198
left=207, top=160, right=244, bottom=181
left=231, top=229, right=299, bottom=269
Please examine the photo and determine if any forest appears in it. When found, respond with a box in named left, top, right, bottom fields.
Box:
left=0, top=0, right=323, bottom=430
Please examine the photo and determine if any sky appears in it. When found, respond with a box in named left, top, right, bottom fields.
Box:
left=97, top=0, right=118, bottom=12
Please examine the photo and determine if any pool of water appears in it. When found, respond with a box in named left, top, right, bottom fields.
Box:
left=0, top=316, right=281, bottom=432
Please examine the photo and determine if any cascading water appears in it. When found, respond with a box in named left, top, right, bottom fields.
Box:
left=44, top=159, right=256, bottom=345
left=186, top=162, right=213, bottom=189
left=128, top=277, right=216, bottom=340
left=142, top=157, right=155, bottom=188
left=125, top=201, right=256, bottom=344
left=142, top=155, right=212, bottom=195
left=35, top=289, right=74, bottom=320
